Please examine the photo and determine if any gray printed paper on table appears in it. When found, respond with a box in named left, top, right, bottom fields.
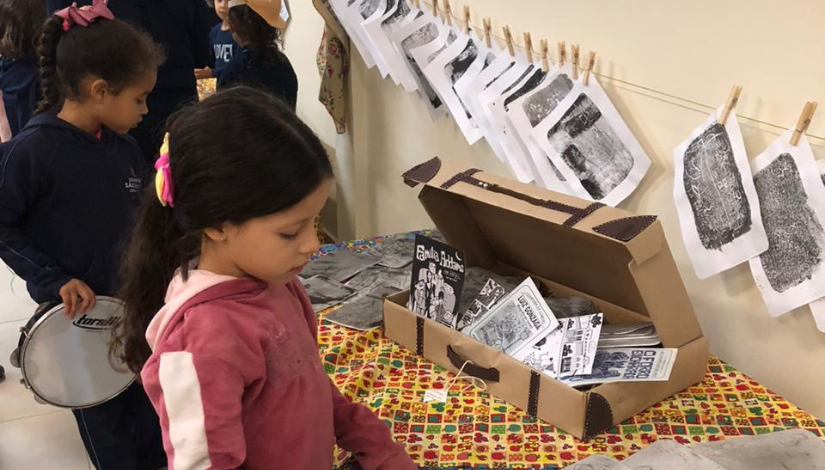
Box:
left=299, top=248, right=381, bottom=283
left=302, top=275, right=357, bottom=313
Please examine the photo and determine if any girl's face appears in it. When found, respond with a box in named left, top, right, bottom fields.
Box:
left=94, top=70, right=157, bottom=134
left=215, top=0, right=230, bottom=22
left=205, top=180, right=331, bottom=285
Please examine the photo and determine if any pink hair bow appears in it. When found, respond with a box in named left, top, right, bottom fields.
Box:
left=54, top=0, right=115, bottom=32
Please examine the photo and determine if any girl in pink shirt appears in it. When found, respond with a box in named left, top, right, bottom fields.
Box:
left=114, top=86, right=416, bottom=470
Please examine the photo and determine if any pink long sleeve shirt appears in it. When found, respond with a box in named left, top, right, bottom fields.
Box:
left=141, top=270, right=416, bottom=470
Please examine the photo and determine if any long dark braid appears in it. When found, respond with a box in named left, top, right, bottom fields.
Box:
left=36, top=17, right=64, bottom=113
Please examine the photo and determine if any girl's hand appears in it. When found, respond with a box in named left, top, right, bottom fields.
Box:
left=195, top=67, right=214, bottom=80
left=59, top=279, right=97, bottom=319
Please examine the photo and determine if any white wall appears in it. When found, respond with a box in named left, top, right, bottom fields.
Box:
left=285, top=0, right=825, bottom=418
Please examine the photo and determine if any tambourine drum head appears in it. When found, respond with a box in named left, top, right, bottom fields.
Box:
left=20, top=297, right=135, bottom=408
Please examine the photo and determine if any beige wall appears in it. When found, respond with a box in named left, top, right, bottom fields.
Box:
left=291, top=0, right=825, bottom=417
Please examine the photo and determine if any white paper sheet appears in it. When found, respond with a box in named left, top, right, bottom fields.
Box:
left=329, top=0, right=378, bottom=68
left=456, top=51, right=520, bottom=164
left=505, top=64, right=577, bottom=192
left=391, top=12, right=448, bottom=116
left=476, top=58, right=535, bottom=182
left=361, top=0, right=418, bottom=89
left=673, top=107, right=769, bottom=279
left=486, top=65, right=549, bottom=185
left=532, top=75, right=651, bottom=206
left=748, top=132, right=825, bottom=317
left=422, top=31, right=487, bottom=144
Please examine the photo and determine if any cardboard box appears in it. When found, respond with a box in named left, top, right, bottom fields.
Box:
left=383, top=157, right=709, bottom=439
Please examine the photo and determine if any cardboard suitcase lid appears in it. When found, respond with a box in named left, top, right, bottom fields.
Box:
left=403, top=157, right=702, bottom=347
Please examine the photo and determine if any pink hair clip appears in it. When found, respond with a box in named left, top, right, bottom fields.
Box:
left=154, top=134, right=175, bottom=207
left=54, top=0, right=115, bottom=32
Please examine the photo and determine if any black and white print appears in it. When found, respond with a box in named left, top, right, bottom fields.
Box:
left=392, top=15, right=445, bottom=112
left=456, top=51, right=519, bottom=159
left=362, top=0, right=419, bottom=90
left=464, top=278, right=559, bottom=355
left=299, top=248, right=381, bottom=283
left=487, top=66, right=550, bottom=185
left=475, top=56, right=536, bottom=182
left=513, top=313, right=603, bottom=379
left=302, top=275, right=357, bottom=312
left=673, top=107, right=768, bottom=279
left=363, top=233, right=416, bottom=269
left=749, top=131, right=825, bottom=317
left=422, top=33, right=487, bottom=144
left=408, top=235, right=466, bottom=328
left=456, top=277, right=508, bottom=330
left=532, top=77, right=651, bottom=207
left=560, top=347, right=677, bottom=387
left=506, top=65, right=576, bottom=192
left=325, top=285, right=400, bottom=331
left=409, top=25, right=458, bottom=98
left=345, top=264, right=411, bottom=294
left=329, top=0, right=378, bottom=68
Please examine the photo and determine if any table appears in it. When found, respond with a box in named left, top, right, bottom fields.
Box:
left=317, top=233, right=825, bottom=469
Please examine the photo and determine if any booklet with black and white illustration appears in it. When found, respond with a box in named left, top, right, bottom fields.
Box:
left=463, top=278, right=559, bottom=356
left=408, top=235, right=465, bottom=328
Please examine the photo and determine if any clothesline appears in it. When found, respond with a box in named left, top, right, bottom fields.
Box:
left=420, top=0, right=825, bottom=145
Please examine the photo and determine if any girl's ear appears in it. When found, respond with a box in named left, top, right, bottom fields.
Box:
left=204, top=226, right=227, bottom=243
left=89, top=78, right=110, bottom=101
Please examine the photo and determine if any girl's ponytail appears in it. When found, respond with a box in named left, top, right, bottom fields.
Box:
left=36, top=17, right=64, bottom=113
left=114, top=188, right=199, bottom=375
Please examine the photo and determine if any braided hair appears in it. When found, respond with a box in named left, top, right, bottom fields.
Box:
left=36, top=15, right=164, bottom=113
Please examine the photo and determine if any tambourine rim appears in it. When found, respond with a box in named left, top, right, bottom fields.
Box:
left=19, top=296, right=137, bottom=409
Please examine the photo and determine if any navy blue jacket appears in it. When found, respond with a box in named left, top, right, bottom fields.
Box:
left=0, top=58, right=40, bottom=137
left=218, top=47, right=298, bottom=110
left=0, top=114, right=148, bottom=303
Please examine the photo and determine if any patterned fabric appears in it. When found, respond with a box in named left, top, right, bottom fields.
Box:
left=314, top=0, right=349, bottom=135
left=316, top=234, right=825, bottom=469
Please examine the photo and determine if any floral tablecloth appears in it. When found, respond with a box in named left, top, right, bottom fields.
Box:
left=316, top=234, right=825, bottom=469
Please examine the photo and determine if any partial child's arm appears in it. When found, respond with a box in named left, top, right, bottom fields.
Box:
left=290, top=278, right=417, bottom=470
left=0, top=144, right=73, bottom=299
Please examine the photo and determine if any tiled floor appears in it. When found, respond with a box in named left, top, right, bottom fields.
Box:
left=0, top=266, right=92, bottom=469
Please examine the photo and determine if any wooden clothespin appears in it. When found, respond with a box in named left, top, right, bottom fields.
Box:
left=432, top=0, right=439, bottom=19
left=482, top=18, right=492, bottom=48
left=540, top=39, right=550, bottom=71
left=571, top=44, right=580, bottom=80
left=718, top=85, right=743, bottom=125
left=558, top=41, right=566, bottom=66
left=791, top=101, right=818, bottom=146
left=503, top=25, right=515, bottom=57
left=462, top=5, right=471, bottom=35
left=582, top=51, right=597, bottom=86
left=523, top=32, right=534, bottom=64
left=443, top=0, right=452, bottom=26
left=412, top=0, right=420, bottom=9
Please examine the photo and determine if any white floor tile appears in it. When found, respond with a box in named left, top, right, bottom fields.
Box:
left=0, top=411, right=91, bottom=470
left=0, top=320, right=64, bottom=422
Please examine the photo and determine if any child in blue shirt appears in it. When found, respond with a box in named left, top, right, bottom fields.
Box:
left=219, top=1, right=297, bottom=109
left=196, top=0, right=239, bottom=81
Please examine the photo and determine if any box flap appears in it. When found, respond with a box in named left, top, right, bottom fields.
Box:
left=404, top=157, right=669, bottom=317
